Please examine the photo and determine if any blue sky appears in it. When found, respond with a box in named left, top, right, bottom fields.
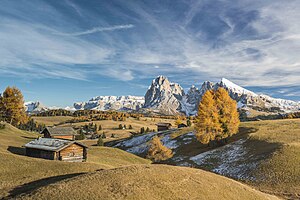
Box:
left=0, top=0, right=299, bottom=107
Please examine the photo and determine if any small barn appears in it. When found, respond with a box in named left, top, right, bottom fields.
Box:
left=178, top=123, right=187, bottom=128
left=156, top=123, right=172, bottom=132
left=42, top=127, right=77, bottom=140
left=25, top=138, right=87, bottom=162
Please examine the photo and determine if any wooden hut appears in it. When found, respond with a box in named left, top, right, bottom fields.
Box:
left=25, top=138, right=87, bottom=162
left=156, top=123, right=172, bottom=131
left=42, top=127, right=77, bottom=140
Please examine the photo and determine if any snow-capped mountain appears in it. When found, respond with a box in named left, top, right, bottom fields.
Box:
left=74, top=95, right=144, bottom=111
left=144, top=76, right=300, bottom=116
left=143, top=76, right=184, bottom=115
left=24, top=101, right=48, bottom=113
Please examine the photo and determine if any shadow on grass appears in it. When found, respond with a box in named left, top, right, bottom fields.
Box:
left=4, top=173, right=85, bottom=199
left=21, top=136, right=38, bottom=140
left=7, top=146, right=25, bottom=156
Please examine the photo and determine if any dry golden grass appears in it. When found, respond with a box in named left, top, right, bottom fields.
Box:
left=241, top=119, right=300, bottom=199
left=32, top=116, right=74, bottom=126
left=16, top=165, right=279, bottom=200
left=0, top=123, right=150, bottom=199
left=61, top=117, right=177, bottom=142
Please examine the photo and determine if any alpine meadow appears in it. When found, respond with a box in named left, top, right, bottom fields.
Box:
left=0, top=1, right=299, bottom=200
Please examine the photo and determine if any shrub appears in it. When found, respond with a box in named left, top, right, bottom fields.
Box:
left=129, top=125, right=133, bottom=129
left=118, top=124, right=123, bottom=129
left=147, top=136, right=173, bottom=162
left=97, top=137, right=104, bottom=146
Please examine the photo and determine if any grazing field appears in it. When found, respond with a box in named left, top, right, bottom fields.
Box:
left=60, top=117, right=177, bottom=142
left=243, top=119, right=300, bottom=199
left=15, top=165, right=278, bottom=200
left=32, top=116, right=74, bottom=126
left=110, top=119, right=300, bottom=199
left=0, top=123, right=150, bottom=199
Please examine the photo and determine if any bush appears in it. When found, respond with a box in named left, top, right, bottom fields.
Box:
left=118, top=124, right=123, bottom=129
left=76, top=129, right=85, bottom=140
left=129, top=125, right=133, bottom=129
left=97, top=137, right=104, bottom=146
left=0, top=123, right=5, bottom=129
left=147, top=136, right=173, bottom=162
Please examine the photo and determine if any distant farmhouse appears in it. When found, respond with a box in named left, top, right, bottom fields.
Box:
left=25, top=138, right=87, bottom=162
left=42, top=127, right=77, bottom=140
left=156, top=123, right=172, bottom=132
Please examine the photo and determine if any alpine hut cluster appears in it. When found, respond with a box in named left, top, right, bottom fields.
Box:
left=24, top=127, right=87, bottom=162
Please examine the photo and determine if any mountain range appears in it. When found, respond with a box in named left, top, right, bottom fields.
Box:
left=25, top=76, right=300, bottom=116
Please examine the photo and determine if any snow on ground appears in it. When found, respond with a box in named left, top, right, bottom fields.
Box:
left=190, top=139, right=258, bottom=180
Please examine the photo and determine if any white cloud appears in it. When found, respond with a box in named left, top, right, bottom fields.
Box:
left=54, top=24, right=135, bottom=36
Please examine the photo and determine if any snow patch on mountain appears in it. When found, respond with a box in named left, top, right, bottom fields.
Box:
left=74, top=95, right=144, bottom=111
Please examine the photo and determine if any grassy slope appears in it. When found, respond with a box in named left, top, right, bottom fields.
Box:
left=16, top=165, right=279, bottom=200
left=242, top=119, right=300, bottom=198
left=32, top=116, right=74, bottom=126
left=0, top=123, right=150, bottom=198
left=33, top=115, right=176, bottom=143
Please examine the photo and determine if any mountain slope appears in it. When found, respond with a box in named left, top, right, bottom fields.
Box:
left=16, top=165, right=279, bottom=200
left=74, top=95, right=144, bottom=111
left=144, top=76, right=184, bottom=115
left=144, top=76, right=300, bottom=116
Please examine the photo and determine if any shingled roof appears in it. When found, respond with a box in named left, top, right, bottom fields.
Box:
left=24, top=138, right=87, bottom=152
left=42, top=127, right=77, bottom=136
left=156, top=123, right=172, bottom=127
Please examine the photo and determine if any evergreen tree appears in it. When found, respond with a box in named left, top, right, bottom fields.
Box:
left=147, top=136, right=173, bottom=162
left=187, top=119, right=192, bottom=127
left=0, top=87, right=28, bottom=126
left=129, top=124, right=133, bottom=129
left=140, top=127, right=145, bottom=134
left=118, top=124, right=123, bottom=129
left=194, top=90, right=222, bottom=144
left=215, top=88, right=240, bottom=139
left=97, top=137, right=104, bottom=146
left=146, top=127, right=150, bottom=133
left=98, top=125, right=102, bottom=131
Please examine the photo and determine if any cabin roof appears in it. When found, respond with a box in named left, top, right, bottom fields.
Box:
left=156, top=123, right=172, bottom=127
left=24, top=138, right=87, bottom=152
left=42, top=127, right=77, bottom=136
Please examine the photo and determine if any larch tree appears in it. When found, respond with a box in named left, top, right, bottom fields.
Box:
left=147, top=136, right=173, bottom=162
left=194, top=90, right=222, bottom=144
left=0, top=87, right=28, bottom=126
left=215, top=88, right=240, bottom=139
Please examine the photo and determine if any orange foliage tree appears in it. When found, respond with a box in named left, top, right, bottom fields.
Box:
left=194, top=88, right=239, bottom=145
left=147, top=136, right=173, bottom=162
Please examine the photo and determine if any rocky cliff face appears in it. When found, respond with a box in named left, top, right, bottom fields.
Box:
left=74, top=96, right=145, bottom=111
left=24, top=101, right=48, bottom=113
left=144, top=76, right=184, bottom=115
left=144, top=77, right=300, bottom=116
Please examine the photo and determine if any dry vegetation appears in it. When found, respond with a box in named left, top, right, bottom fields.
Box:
left=242, top=119, right=300, bottom=199
left=32, top=116, right=74, bottom=126
left=16, top=165, right=279, bottom=200
left=0, top=123, right=150, bottom=199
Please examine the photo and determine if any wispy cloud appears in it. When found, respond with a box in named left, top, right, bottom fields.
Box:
left=54, top=24, right=135, bottom=36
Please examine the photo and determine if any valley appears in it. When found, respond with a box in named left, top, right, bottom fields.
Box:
left=1, top=115, right=298, bottom=199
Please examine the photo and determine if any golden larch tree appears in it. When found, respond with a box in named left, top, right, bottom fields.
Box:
left=147, top=136, right=173, bottom=162
left=0, top=86, right=28, bottom=126
left=215, top=88, right=240, bottom=139
left=194, top=90, right=222, bottom=144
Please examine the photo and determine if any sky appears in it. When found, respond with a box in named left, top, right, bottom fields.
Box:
left=0, top=0, right=299, bottom=107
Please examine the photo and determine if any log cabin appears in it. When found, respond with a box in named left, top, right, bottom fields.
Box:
left=25, top=138, right=87, bottom=162
left=42, top=127, right=77, bottom=140
left=156, top=123, right=172, bottom=131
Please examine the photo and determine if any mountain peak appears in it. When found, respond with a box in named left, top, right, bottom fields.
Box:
left=220, top=78, right=257, bottom=96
